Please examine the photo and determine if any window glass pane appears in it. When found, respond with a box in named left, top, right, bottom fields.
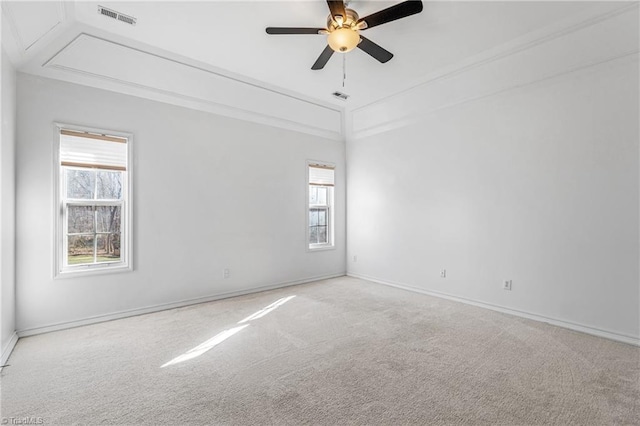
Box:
left=318, top=209, right=327, bottom=226
left=318, top=226, right=327, bottom=243
left=316, top=187, right=327, bottom=205
left=68, top=235, right=94, bottom=265
left=68, top=206, right=94, bottom=233
left=96, top=171, right=123, bottom=200
left=309, top=209, right=318, bottom=226
left=309, top=186, right=318, bottom=204
left=96, top=234, right=121, bottom=263
left=308, top=175, right=332, bottom=248
left=66, top=169, right=95, bottom=199
left=97, top=206, right=121, bottom=233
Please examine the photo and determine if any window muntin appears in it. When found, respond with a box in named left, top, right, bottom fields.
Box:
left=64, top=168, right=123, bottom=266
left=56, top=126, right=131, bottom=276
left=308, top=163, right=334, bottom=250
left=309, top=186, right=329, bottom=244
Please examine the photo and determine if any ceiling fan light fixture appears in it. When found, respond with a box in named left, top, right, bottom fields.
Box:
left=265, top=1, right=423, bottom=69
left=327, top=28, right=360, bottom=53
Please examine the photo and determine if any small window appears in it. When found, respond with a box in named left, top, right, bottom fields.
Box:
left=308, top=163, right=334, bottom=250
left=55, top=126, right=132, bottom=277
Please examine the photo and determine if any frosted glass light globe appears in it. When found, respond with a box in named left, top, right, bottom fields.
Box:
left=328, top=28, right=360, bottom=53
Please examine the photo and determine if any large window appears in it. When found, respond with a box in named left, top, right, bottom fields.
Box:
left=55, top=126, right=132, bottom=276
left=308, top=163, right=334, bottom=250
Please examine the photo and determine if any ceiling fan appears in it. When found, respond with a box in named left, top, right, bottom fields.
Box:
left=266, top=1, right=423, bottom=70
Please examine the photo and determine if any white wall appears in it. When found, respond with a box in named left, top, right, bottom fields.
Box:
left=1, top=48, right=17, bottom=360
left=347, top=51, right=639, bottom=342
left=16, top=74, right=345, bottom=334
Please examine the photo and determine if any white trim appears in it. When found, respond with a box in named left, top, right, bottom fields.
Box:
left=17, top=272, right=346, bottom=337
left=350, top=3, right=640, bottom=139
left=1, top=332, right=19, bottom=366
left=306, top=160, right=336, bottom=252
left=43, top=65, right=343, bottom=142
left=347, top=272, right=640, bottom=347
left=352, top=3, right=638, bottom=117
left=1, top=2, right=26, bottom=52
left=43, top=34, right=335, bottom=113
left=53, top=122, right=134, bottom=279
left=1, top=1, right=73, bottom=67
left=351, top=50, right=639, bottom=140
left=40, top=33, right=343, bottom=142
left=307, top=245, right=336, bottom=252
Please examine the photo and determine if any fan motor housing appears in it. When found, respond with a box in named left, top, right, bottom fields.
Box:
left=327, top=8, right=359, bottom=31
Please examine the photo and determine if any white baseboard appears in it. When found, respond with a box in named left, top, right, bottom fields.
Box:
left=17, top=272, right=346, bottom=337
left=348, top=272, right=640, bottom=347
left=1, top=332, right=19, bottom=366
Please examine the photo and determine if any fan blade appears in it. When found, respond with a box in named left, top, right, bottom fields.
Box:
left=358, top=0, right=423, bottom=30
left=358, top=36, right=393, bottom=63
left=326, top=0, right=347, bottom=21
left=266, top=27, right=325, bottom=35
left=311, top=45, right=334, bottom=70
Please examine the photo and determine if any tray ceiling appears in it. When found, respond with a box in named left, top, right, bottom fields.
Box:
left=2, top=1, right=633, bottom=128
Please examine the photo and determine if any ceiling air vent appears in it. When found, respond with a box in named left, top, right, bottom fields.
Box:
left=332, top=91, right=349, bottom=101
left=98, top=6, right=137, bottom=26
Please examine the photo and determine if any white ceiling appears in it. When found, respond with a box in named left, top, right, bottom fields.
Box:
left=1, top=1, right=625, bottom=111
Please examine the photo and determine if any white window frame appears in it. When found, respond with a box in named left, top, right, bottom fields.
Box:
left=54, top=123, right=133, bottom=278
left=307, top=160, right=335, bottom=251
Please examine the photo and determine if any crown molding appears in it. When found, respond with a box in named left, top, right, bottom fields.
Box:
left=349, top=3, right=639, bottom=140
left=30, top=31, right=344, bottom=141
left=1, top=1, right=72, bottom=67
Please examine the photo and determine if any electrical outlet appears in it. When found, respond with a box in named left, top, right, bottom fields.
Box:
left=353, top=255, right=357, bottom=262
left=223, top=268, right=230, bottom=279
left=440, top=269, right=446, bottom=278
left=503, top=280, right=512, bottom=291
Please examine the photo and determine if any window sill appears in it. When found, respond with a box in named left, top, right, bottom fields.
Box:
left=307, top=245, right=335, bottom=252
left=55, top=263, right=132, bottom=279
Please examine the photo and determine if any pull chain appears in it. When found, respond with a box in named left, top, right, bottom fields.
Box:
left=342, top=54, right=346, bottom=88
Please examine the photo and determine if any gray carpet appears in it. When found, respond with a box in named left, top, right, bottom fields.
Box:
left=1, top=276, right=638, bottom=425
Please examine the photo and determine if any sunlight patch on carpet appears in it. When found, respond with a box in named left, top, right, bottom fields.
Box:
left=161, top=325, right=249, bottom=368
left=161, top=295, right=296, bottom=368
left=238, top=295, right=296, bottom=324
